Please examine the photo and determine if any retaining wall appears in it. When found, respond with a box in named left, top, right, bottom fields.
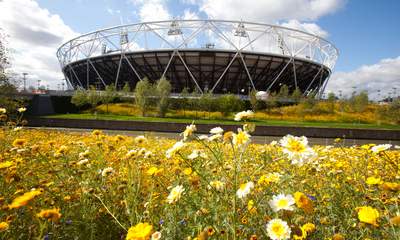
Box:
left=26, top=117, right=400, bottom=140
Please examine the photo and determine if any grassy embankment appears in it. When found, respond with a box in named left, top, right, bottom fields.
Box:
left=44, top=103, right=400, bottom=130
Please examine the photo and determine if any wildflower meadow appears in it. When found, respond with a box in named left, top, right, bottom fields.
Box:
left=0, top=108, right=399, bottom=239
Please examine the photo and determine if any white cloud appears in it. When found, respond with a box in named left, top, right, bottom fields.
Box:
left=327, top=56, right=400, bottom=100
left=180, top=0, right=198, bottom=5
left=181, top=9, right=200, bottom=20
left=280, top=19, right=328, bottom=38
left=0, top=0, right=78, bottom=89
left=106, top=8, right=121, bottom=16
left=192, top=0, right=345, bottom=38
left=198, top=0, right=345, bottom=23
left=131, top=0, right=171, bottom=22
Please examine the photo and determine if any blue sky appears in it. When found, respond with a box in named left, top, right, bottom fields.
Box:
left=1, top=0, right=399, bottom=98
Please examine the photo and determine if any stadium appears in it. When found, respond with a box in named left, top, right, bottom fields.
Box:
left=57, top=19, right=338, bottom=96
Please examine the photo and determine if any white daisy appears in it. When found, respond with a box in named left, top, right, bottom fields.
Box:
left=266, top=218, right=291, bottom=240
left=167, top=185, right=185, bottom=204
left=371, top=144, right=392, bottom=153
left=269, top=194, right=295, bottom=212
left=166, top=141, right=185, bottom=158
left=236, top=181, right=254, bottom=199
left=210, top=127, right=224, bottom=135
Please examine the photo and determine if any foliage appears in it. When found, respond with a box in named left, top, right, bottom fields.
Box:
left=122, top=82, right=131, bottom=95
left=249, top=89, right=258, bottom=111
left=154, top=77, right=172, bottom=117
left=349, top=91, right=369, bottom=112
left=102, top=85, right=118, bottom=113
left=218, top=94, right=244, bottom=116
left=0, top=28, right=19, bottom=113
left=134, top=78, right=153, bottom=117
left=301, top=91, right=317, bottom=110
left=70, top=89, right=88, bottom=108
left=326, top=92, right=336, bottom=113
left=291, top=87, right=302, bottom=103
left=198, top=93, right=217, bottom=112
left=0, top=112, right=399, bottom=239
left=89, top=101, right=399, bottom=126
left=378, top=98, right=400, bottom=124
left=0, top=28, right=8, bottom=79
left=87, top=86, right=102, bottom=112
left=178, top=87, right=190, bottom=116
left=277, top=84, right=289, bottom=99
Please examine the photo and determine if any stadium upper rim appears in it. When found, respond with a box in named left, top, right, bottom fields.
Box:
left=57, top=19, right=339, bottom=70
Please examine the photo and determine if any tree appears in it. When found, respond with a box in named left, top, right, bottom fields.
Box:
left=155, top=77, right=171, bottom=117
left=291, top=87, right=302, bottom=103
left=218, top=94, right=243, bottom=117
left=277, top=84, right=289, bottom=101
left=326, top=92, right=336, bottom=113
left=122, top=82, right=131, bottom=95
left=0, top=28, right=18, bottom=111
left=265, top=92, right=278, bottom=112
left=134, top=78, right=153, bottom=116
left=71, top=88, right=88, bottom=108
left=379, top=98, right=400, bottom=124
left=249, top=89, right=258, bottom=111
left=302, top=90, right=317, bottom=109
left=102, top=85, right=118, bottom=113
left=0, top=29, right=8, bottom=80
left=87, top=86, right=102, bottom=112
left=180, top=87, right=190, bottom=116
left=349, top=91, right=369, bottom=112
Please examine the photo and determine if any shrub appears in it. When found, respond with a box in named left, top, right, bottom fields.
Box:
left=71, top=88, right=87, bottom=108
left=218, top=94, right=244, bottom=116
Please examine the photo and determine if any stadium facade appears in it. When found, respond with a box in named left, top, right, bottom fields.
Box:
left=57, top=20, right=338, bottom=96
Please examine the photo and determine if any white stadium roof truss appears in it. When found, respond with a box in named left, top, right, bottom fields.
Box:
left=57, top=20, right=338, bottom=96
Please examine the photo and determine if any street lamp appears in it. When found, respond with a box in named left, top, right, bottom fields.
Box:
left=37, top=80, right=41, bottom=91
left=377, top=89, right=381, bottom=102
left=22, top=73, right=28, bottom=92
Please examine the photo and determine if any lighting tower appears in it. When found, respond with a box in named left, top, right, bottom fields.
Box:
left=234, top=22, right=248, bottom=37
left=37, top=79, right=41, bottom=90
left=167, top=20, right=182, bottom=35
left=22, top=73, right=28, bottom=92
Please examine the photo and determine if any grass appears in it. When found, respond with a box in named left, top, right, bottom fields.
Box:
left=42, top=113, right=400, bottom=130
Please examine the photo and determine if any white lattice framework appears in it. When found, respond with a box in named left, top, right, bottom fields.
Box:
left=57, top=19, right=338, bottom=96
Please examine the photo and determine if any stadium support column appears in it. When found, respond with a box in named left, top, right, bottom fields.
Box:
left=211, top=52, right=239, bottom=93
left=304, top=65, right=324, bottom=96
left=318, top=74, right=330, bottom=99
left=266, top=59, right=292, bottom=92
left=88, top=60, right=106, bottom=88
left=86, top=61, right=89, bottom=89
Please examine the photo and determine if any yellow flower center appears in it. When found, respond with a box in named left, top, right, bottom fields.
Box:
left=277, top=199, right=288, bottom=208
left=271, top=223, right=285, bottom=237
left=288, top=139, right=306, bottom=152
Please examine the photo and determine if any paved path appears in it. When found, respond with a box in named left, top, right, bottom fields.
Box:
left=27, top=127, right=400, bottom=146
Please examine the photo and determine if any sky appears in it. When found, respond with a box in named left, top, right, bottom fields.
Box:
left=0, top=0, right=399, bottom=99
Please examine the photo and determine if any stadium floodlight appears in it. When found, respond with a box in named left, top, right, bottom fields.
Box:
left=278, top=35, right=285, bottom=54
left=101, top=43, right=107, bottom=54
left=168, top=20, right=182, bottom=35
left=120, top=31, right=128, bottom=45
left=205, top=43, right=215, bottom=49
left=234, top=22, right=248, bottom=38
